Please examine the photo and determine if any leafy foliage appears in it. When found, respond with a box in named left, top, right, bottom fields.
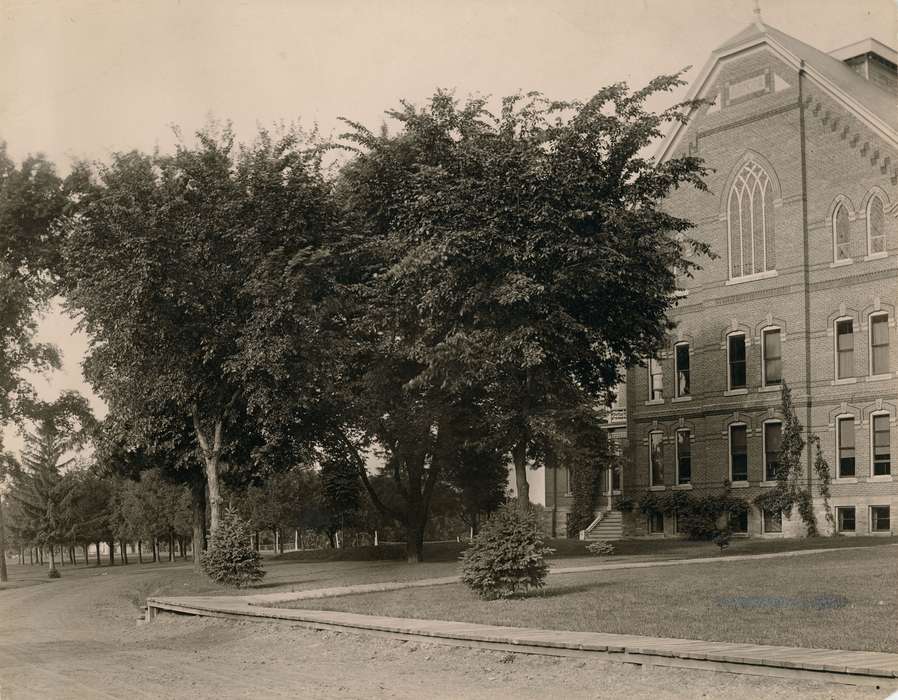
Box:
left=586, top=540, right=614, bottom=556
left=201, top=506, right=265, bottom=587
left=59, top=125, right=338, bottom=532
left=752, top=382, right=822, bottom=536
left=460, top=503, right=554, bottom=599
left=638, top=488, right=748, bottom=540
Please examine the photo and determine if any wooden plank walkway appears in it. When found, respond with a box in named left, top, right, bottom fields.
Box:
left=146, top=593, right=898, bottom=686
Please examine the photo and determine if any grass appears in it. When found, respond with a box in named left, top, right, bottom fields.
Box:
left=277, top=544, right=898, bottom=653
left=272, top=534, right=898, bottom=566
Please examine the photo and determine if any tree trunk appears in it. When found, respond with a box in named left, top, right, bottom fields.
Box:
left=405, top=522, right=425, bottom=563
left=0, top=495, right=7, bottom=583
left=193, top=410, right=224, bottom=535
left=69, top=545, right=75, bottom=565
left=152, top=539, right=157, bottom=563
left=48, top=545, right=57, bottom=575
left=108, top=541, right=115, bottom=566
left=82, top=544, right=89, bottom=565
left=512, top=439, right=530, bottom=509
left=138, top=541, right=143, bottom=564
left=168, top=533, right=174, bottom=562
left=95, top=542, right=100, bottom=566
left=120, top=541, right=128, bottom=565
left=190, top=479, right=206, bottom=574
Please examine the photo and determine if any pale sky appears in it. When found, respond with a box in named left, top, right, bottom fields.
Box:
left=1, top=0, right=895, bottom=465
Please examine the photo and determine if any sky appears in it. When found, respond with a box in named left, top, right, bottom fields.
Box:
left=1, top=0, right=895, bottom=469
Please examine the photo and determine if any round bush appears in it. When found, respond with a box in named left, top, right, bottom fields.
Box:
left=201, top=507, right=266, bottom=587
left=460, top=502, right=554, bottom=600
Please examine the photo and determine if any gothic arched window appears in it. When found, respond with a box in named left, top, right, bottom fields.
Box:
left=833, top=203, right=851, bottom=261
left=727, top=161, right=775, bottom=279
left=867, top=195, right=885, bottom=255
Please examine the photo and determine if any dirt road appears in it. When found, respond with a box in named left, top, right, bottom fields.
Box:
left=0, top=560, right=890, bottom=699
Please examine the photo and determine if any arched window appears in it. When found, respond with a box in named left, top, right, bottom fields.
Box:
left=727, top=161, right=775, bottom=279
left=867, top=195, right=885, bottom=255
left=833, top=203, right=851, bottom=261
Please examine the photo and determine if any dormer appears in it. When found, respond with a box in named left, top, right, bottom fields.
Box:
left=829, top=39, right=898, bottom=93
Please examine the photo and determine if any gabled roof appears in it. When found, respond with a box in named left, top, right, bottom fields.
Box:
left=656, top=20, right=898, bottom=161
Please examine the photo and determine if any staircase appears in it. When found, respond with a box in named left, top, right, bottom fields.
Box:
left=580, top=509, right=624, bottom=541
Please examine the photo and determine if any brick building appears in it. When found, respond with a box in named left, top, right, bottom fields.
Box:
left=547, top=17, right=897, bottom=540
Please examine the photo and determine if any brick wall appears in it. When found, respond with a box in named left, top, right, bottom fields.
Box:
left=625, top=44, right=898, bottom=538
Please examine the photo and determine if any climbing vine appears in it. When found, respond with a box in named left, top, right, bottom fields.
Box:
left=637, top=485, right=748, bottom=541
left=753, top=381, right=834, bottom=536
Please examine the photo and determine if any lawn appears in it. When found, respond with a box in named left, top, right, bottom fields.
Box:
left=278, top=544, right=898, bottom=653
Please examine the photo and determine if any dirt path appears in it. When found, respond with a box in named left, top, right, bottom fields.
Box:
left=0, top=561, right=891, bottom=699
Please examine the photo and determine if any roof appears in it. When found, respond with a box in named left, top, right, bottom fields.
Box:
left=656, top=20, right=898, bottom=161
left=828, top=38, right=898, bottom=65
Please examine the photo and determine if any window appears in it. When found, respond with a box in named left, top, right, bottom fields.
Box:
left=728, top=334, right=747, bottom=389
left=648, top=358, right=663, bottom=401
left=762, top=509, right=783, bottom=533
left=872, top=414, right=891, bottom=476
left=729, top=424, right=748, bottom=482
left=762, top=328, right=782, bottom=386
left=763, top=421, right=782, bottom=481
left=867, top=196, right=885, bottom=255
left=870, top=506, right=891, bottom=533
left=730, top=509, right=748, bottom=534
left=648, top=512, right=664, bottom=534
left=675, top=343, right=690, bottom=397
left=676, top=429, right=692, bottom=485
left=833, top=203, right=851, bottom=261
left=649, top=432, right=664, bottom=487
left=870, top=313, right=889, bottom=376
left=837, top=417, right=856, bottom=478
left=836, top=506, right=855, bottom=533
left=727, top=160, right=775, bottom=279
left=835, top=319, right=854, bottom=379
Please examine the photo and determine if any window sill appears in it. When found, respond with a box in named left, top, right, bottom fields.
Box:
left=864, top=252, right=888, bottom=261
left=725, top=270, right=778, bottom=286
left=867, top=475, right=893, bottom=482
left=834, top=477, right=858, bottom=484
left=760, top=532, right=784, bottom=538
left=730, top=481, right=750, bottom=489
left=760, top=480, right=778, bottom=487
left=829, top=259, right=853, bottom=268
left=671, top=395, right=693, bottom=403
left=724, top=388, right=749, bottom=396
left=832, top=377, right=857, bottom=385
left=836, top=530, right=857, bottom=536
left=648, top=485, right=667, bottom=492
left=672, top=483, right=693, bottom=490
left=759, top=384, right=782, bottom=393
left=869, top=530, right=894, bottom=536
left=866, top=374, right=892, bottom=382
left=644, top=399, right=666, bottom=406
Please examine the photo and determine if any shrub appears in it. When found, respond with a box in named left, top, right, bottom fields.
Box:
left=201, top=507, right=266, bottom=587
left=614, top=497, right=635, bottom=513
left=460, top=502, right=554, bottom=600
left=586, top=540, right=614, bottom=556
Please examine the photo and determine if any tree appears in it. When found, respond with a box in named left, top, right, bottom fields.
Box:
left=338, top=81, right=709, bottom=511
left=60, top=126, right=337, bottom=535
left=6, top=395, right=94, bottom=576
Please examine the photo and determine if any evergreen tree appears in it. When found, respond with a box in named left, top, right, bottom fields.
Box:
left=201, top=507, right=265, bottom=587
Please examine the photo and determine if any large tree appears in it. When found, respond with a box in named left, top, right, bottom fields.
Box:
left=60, top=126, right=337, bottom=534
left=338, top=78, right=709, bottom=510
